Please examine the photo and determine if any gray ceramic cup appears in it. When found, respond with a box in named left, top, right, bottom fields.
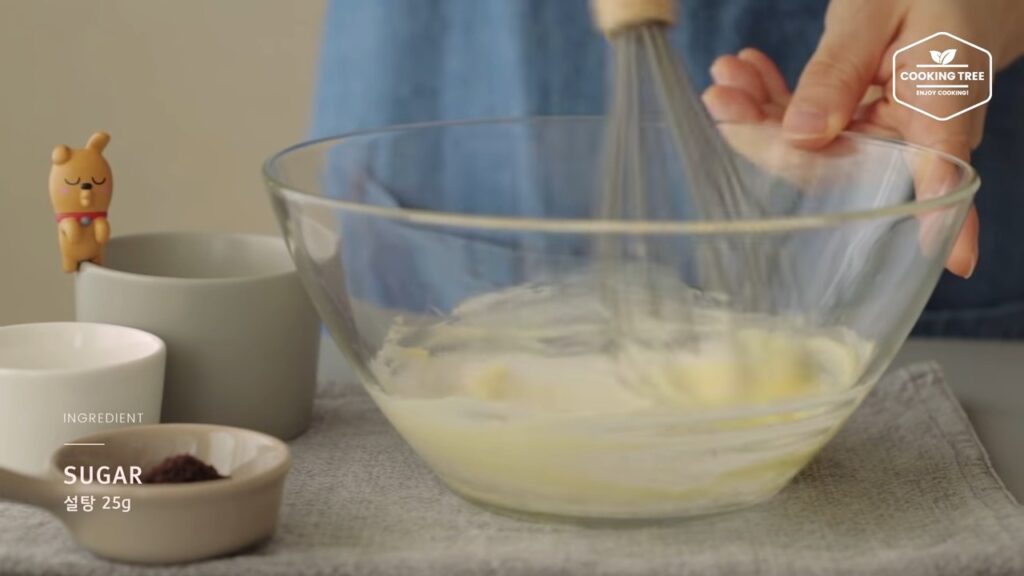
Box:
left=75, top=233, right=319, bottom=440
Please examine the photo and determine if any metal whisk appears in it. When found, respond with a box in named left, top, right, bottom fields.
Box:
left=592, top=0, right=772, bottom=319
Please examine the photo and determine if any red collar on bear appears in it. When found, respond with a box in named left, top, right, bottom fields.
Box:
left=55, top=211, right=107, bottom=223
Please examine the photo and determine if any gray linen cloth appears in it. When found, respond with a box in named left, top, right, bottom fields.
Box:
left=1, top=363, right=1022, bottom=576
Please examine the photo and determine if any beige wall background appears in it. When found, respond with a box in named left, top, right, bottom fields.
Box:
left=0, top=0, right=325, bottom=325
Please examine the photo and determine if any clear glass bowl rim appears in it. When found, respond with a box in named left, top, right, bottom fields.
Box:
left=263, top=116, right=979, bottom=236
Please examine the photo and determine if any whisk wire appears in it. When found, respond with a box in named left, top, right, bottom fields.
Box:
left=596, top=20, right=785, bottom=394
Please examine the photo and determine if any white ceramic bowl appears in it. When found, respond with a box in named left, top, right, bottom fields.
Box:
left=0, top=322, right=165, bottom=474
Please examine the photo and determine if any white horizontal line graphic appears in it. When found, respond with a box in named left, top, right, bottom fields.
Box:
left=916, top=64, right=968, bottom=68
left=916, top=85, right=969, bottom=88
left=63, top=443, right=106, bottom=446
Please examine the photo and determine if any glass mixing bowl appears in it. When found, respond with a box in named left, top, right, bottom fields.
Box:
left=264, top=118, right=977, bottom=520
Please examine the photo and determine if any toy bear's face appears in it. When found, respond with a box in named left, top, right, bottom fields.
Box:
left=49, top=134, right=113, bottom=215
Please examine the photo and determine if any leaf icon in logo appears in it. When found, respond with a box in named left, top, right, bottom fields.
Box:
left=930, top=49, right=958, bottom=65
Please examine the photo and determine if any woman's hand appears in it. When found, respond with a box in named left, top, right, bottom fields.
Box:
left=703, top=0, right=1024, bottom=278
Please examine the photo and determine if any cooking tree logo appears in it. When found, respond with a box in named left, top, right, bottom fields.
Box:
left=893, top=32, right=992, bottom=121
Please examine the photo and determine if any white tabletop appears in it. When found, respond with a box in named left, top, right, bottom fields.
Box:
left=319, top=337, right=1024, bottom=502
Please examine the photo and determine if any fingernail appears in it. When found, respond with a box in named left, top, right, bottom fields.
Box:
left=701, top=93, right=723, bottom=120
left=783, top=105, right=828, bottom=139
left=965, top=253, right=978, bottom=279
left=709, top=64, right=729, bottom=87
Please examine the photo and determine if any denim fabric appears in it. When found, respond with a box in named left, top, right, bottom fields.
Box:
left=313, top=0, right=1024, bottom=338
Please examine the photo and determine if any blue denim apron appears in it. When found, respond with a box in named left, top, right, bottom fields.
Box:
left=313, top=0, right=1024, bottom=338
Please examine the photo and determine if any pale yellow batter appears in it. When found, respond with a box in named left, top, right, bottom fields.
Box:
left=368, top=277, right=872, bottom=518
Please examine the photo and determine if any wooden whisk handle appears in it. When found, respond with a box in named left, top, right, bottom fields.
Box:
left=591, top=0, right=676, bottom=35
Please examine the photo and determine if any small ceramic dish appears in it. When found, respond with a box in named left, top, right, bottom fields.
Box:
left=0, top=423, right=291, bottom=564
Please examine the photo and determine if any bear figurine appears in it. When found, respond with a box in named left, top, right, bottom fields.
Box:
left=49, top=132, right=113, bottom=272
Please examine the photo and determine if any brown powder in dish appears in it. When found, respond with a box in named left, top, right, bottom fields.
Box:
left=141, top=454, right=227, bottom=484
